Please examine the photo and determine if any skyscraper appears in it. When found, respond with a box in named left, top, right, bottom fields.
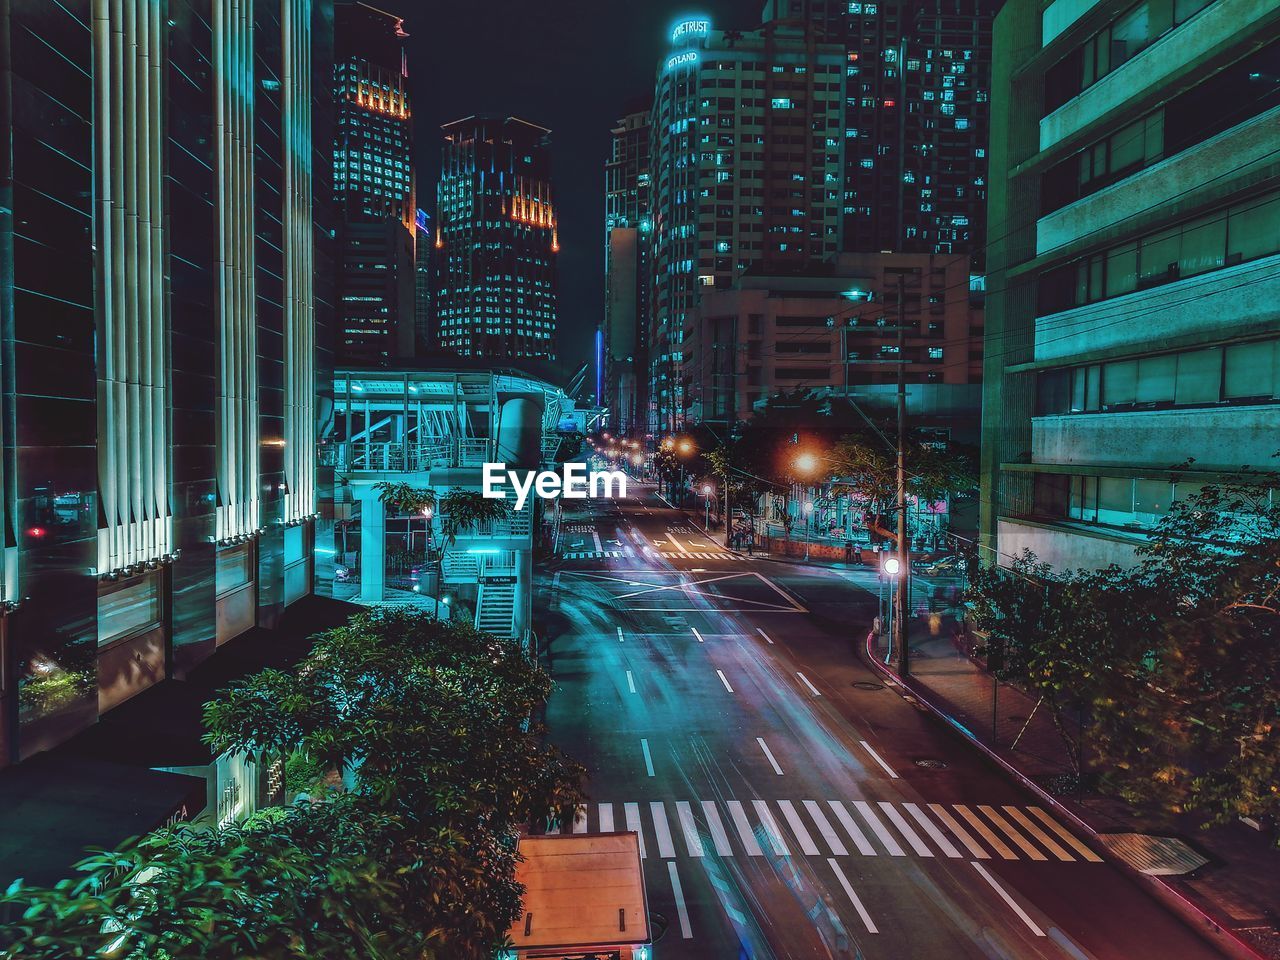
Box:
left=648, top=16, right=846, bottom=430
left=765, top=0, right=994, bottom=269
left=0, top=0, right=332, bottom=765
left=604, top=109, right=652, bottom=435
left=333, top=1, right=415, bottom=363
left=979, top=0, right=1280, bottom=571
left=434, top=116, right=559, bottom=363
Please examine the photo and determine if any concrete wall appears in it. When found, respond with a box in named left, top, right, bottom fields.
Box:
left=1041, top=0, right=1101, bottom=45
left=1039, top=0, right=1271, bottom=150
left=1031, top=405, right=1280, bottom=469
left=1033, top=253, right=1280, bottom=362
left=1036, top=108, right=1280, bottom=256
left=997, top=518, right=1142, bottom=571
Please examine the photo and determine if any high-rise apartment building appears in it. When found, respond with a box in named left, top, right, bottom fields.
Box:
left=414, top=207, right=433, bottom=353
left=649, top=16, right=846, bottom=430
left=333, top=0, right=415, bottom=363
left=434, top=116, right=559, bottom=362
left=765, top=0, right=994, bottom=269
left=0, top=0, right=333, bottom=766
left=604, top=109, right=652, bottom=434
left=979, top=0, right=1280, bottom=572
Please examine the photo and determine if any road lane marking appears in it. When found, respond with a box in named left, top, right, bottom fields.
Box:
left=851, top=801, right=906, bottom=856
left=667, top=862, right=693, bottom=939
left=626, top=670, right=636, bottom=693
left=953, top=804, right=1017, bottom=860
left=572, top=804, right=588, bottom=834
left=675, top=801, right=706, bottom=858
left=802, top=800, right=848, bottom=856
left=617, top=626, right=624, bottom=642
left=599, top=802, right=615, bottom=832
left=827, top=801, right=877, bottom=856
left=972, top=861, right=1046, bottom=937
left=859, top=740, right=900, bottom=779
left=650, top=802, right=677, bottom=858
left=701, top=800, right=734, bottom=857
left=979, top=805, right=1047, bottom=861
left=877, top=801, right=934, bottom=857
left=902, top=803, right=962, bottom=858
left=692, top=627, right=705, bottom=643
left=756, top=737, right=784, bottom=775
left=828, top=859, right=879, bottom=934
left=751, top=800, right=790, bottom=856
left=757, top=628, right=774, bottom=644
left=796, top=672, right=821, bottom=696
left=777, top=800, right=821, bottom=856
left=725, top=801, right=765, bottom=856
left=927, top=803, right=989, bottom=859
left=624, top=802, right=646, bottom=858
left=1003, top=806, right=1074, bottom=861
left=1027, top=807, right=1103, bottom=862
left=591, top=529, right=603, bottom=552
left=640, top=738, right=655, bottom=777
left=716, top=669, right=734, bottom=693
left=666, top=531, right=690, bottom=555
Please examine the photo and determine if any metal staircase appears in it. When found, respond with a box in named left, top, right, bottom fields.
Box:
left=475, top=580, right=518, bottom=639
left=441, top=551, right=479, bottom=584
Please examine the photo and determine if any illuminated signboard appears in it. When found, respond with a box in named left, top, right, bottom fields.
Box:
left=671, top=18, right=710, bottom=42
left=666, top=50, right=698, bottom=71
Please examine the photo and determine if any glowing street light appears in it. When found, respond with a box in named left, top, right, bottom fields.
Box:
left=701, top=483, right=713, bottom=529
left=883, top=555, right=901, bottom=576
left=793, top=451, right=819, bottom=476
left=803, top=499, right=814, bottom=561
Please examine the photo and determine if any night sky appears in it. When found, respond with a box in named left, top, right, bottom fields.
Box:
left=407, top=0, right=756, bottom=376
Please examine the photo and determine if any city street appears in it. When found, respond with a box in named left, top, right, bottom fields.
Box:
left=539, top=483, right=1225, bottom=960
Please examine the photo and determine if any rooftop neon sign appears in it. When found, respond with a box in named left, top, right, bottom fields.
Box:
left=666, top=50, right=699, bottom=71
left=671, top=18, right=710, bottom=42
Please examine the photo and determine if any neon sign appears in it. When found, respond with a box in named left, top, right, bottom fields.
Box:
left=671, top=18, right=710, bottom=42
left=666, top=51, right=698, bottom=71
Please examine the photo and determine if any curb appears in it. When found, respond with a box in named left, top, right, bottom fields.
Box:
left=862, top=630, right=1269, bottom=960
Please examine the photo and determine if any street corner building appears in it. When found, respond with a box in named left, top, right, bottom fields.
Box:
left=0, top=0, right=338, bottom=867
left=979, top=0, right=1280, bottom=571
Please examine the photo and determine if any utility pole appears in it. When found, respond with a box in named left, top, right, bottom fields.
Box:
left=894, top=272, right=910, bottom=677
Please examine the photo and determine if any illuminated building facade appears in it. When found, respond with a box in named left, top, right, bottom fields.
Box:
left=980, top=0, right=1280, bottom=572
left=604, top=109, right=652, bottom=434
left=649, top=16, right=846, bottom=429
left=0, top=0, right=333, bottom=768
left=764, top=0, right=994, bottom=270
left=414, top=208, right=433, bottom=353
left=333, top=0, right=416, bottom=362
left=434, top=116, right=559, bottom=362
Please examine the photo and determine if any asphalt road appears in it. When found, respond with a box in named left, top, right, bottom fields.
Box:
left=537, top=483, right=1225, bottom=960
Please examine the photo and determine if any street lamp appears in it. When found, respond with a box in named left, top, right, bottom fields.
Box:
left=701, top=483, right=713, bottom=531
left=803, top=499, right=814, bottom=561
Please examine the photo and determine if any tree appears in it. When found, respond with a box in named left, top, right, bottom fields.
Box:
left=2, top=609, right=585, bottom=957
left=439, top=487, right=510, bottom=542
left=372, top=480, right=436, bottom=517
left=964, top=472, right=1280, bottom=831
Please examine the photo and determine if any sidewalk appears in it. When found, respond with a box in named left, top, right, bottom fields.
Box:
left=867, top=618, right=1280, bottom=960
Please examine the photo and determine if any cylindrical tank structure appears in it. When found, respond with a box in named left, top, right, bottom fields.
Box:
left=495, top=396, right=544, bottom=469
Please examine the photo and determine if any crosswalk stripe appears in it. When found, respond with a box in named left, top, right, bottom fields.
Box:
left=726, top=801, right=764, bottom=856
left=572, top=804, right=588, bottom=834
left=1003, top=806, right=1074, bottom=862
left=877, top=801, right=933, bottom=857
left=802, top=800, right=848, bottom=856
left=902, top=803, right=962, bottom=858
left=675, top=801, right=705, bottom=858
left=624, top=802, right=646, bottom=859
left=752, top=799, right=791, bottom=856
left=953, top=804, right=1017, bottom=860
left=978, top=805, right=1047, bottom=861
left=1027, top=807, right=1103, bottom=862
left=777, top=800, right=821, bottom=856
left=599, top=802, right=615, bottom=833
left=852, top=801, right=907, bottom=856
left=651, top=802, right=677, bottom=859
left=827, top=801, right=878, bottom=856
left=702, top=800, right=734, bottom=857
left=927, top=803, right=989, bottom=859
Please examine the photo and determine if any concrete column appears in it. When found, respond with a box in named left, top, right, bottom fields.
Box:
left=355, top=485, right=385, bottom=603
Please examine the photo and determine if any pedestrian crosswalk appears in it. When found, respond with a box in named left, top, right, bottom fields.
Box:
left=562, top=550, right=625, bottom=560
left=559, top=547, right=746, bottom=562
left=659, top=550, right=741, bottom=560
left=545, top=797, right=1103, bottom=865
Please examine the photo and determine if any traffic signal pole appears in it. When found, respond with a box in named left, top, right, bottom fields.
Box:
left=894, top=273, right=910, bottom=678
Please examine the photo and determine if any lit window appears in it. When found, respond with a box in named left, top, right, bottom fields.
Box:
left=771, top=98, right=793, bottom=109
